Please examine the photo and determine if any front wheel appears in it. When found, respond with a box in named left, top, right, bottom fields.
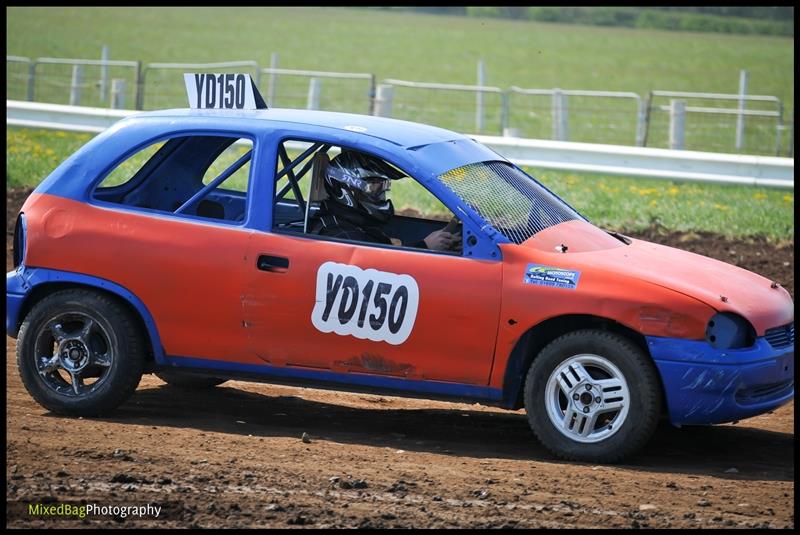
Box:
left=524, top=329, right=662, bottom=463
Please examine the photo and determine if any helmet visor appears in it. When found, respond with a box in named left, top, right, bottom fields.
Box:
left=363, top=177, right=391, bottom=195
left=326, top=166, right=392, bottom=195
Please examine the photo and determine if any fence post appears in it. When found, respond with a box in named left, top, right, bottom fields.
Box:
left=374, top=84, right=394, bottom=117
left=500, top=90, right=511, bottom=136
left=669, top=99, right=686, bottom=150
left=367, top=74, right=376, bottom=116
left=69, top=64, right=84, bottom=106
left=635, top=97, right=646, bottom=146
left=111, top=79, right=126, bottom=109
left=735, top=69, right=748, bottom=150
left=99, top=45, right=110, bottom=102
left=27, top=61, right=36, bottom=101
left=641, top=91, right=653, bottom=147
left=774, top=100, right=784, bottom=156
left=552, top=89, right=568, bottom=141
left=134, top=61, right=144, bottom=110
left=476, top=59, right=485, bottom=134
left=267, top=52, right=278, bottom=107
left=307, top=78, right=321, bottom=110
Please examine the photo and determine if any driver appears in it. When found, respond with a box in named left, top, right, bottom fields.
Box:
left=311, top=150, right=461, bottom=251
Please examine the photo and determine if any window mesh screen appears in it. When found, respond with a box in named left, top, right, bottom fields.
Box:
left=439, top=162, right=583, bottom=244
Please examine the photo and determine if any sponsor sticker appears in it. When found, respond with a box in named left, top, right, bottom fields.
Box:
left=311, top=262, right=419, bottom=345
left=523, top=263, right=581, bottom=290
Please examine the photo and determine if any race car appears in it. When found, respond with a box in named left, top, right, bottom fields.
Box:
left=6, top=75, right=794, bottom=463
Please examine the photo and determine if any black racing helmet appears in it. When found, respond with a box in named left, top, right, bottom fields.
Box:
left=323, top=150, right=405, bottom=223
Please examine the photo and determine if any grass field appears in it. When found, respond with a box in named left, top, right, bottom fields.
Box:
left=6, top=7, right=795, bottom=153
left=7, top=127, right=793, bottom=242
left=6, top=7, right=794, bottom=103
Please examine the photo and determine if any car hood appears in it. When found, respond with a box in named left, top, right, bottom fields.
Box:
left=521, top=221, right=794, bottom=334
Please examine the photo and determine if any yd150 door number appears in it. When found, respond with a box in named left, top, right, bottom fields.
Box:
left=311, top=262, right=419, bottom=346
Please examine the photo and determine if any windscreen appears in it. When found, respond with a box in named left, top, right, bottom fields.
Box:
left=438, top=161, right=585, bottom=244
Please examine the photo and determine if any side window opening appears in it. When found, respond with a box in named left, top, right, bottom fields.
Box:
left=92, top=135, right=253, bottom=224
left=272, top=139, right=462, bottom=255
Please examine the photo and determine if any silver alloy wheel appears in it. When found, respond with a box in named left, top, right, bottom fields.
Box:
left=33, top=311, right=114, bottom=397
left=544, top=353, right=630, bottom=443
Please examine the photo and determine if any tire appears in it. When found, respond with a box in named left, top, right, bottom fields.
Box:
left=16, top=289, right=145, bottom=416
left=523, top=329, right=661, bottom=463
left=155, top=370, right=226, bottom=389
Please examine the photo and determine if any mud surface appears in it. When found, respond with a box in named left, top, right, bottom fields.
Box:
left=6, top=188, right=795, bottom=528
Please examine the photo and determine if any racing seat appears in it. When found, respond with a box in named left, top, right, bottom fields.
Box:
left=304, top=151, right=330, bottom=234
left=197, top=199, right=225, bottom=219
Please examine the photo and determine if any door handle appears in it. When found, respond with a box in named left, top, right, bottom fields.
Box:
left=257, top=254, right=290, bottom=272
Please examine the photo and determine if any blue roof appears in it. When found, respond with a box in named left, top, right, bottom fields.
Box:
left=128, top=108, right=466, bottom=148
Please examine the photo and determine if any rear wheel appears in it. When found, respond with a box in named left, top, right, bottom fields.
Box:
left=16, top=289, right=145, bottom=416
left=524, top=329, right=661, bottom=463
left=155, top=370, right=227, bottom=389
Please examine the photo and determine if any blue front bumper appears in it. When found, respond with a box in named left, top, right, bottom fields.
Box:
left=7, top=267, right=30, bottom=338
left=647, top=335, right=794, bottom=426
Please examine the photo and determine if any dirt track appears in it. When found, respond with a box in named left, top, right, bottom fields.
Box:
left=5, top=189, right=795, bottom=528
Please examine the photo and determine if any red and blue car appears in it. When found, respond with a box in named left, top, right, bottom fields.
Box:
left=7, top=103, right=794, bottom=463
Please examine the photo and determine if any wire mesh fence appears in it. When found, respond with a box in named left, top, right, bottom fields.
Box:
left=382, top=79, right=505, bottom=135
left=645, top=92, right=787, bottom=156
left=506, top=88, right=644, bottom=146
left=5, top=55, right=793, bottom=157
left=6, top=56, right=32, bottom=101
left=260, top=68, right=374, bottom=114
left=29, top=58, right=140, bottom=109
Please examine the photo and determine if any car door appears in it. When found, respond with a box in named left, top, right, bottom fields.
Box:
left=242, top=232, right=502, bottom=385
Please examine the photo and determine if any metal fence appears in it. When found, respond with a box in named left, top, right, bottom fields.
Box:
left=6, top=55, right=794, bottom=157
left=381, top=79, right=506, bottom=135
left=260, top=67, right=375, bottom=115
left=6, top=56, right=32, bottom=101
left=645, top=91, right=789, bottom=156
left=505, top=87, right=645, bottom=146
left=27, top=58, right=140, bottom=109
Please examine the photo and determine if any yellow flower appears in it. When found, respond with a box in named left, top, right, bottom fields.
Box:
left=782, top=195, right=793, bottom=202
left=753, top=192, right=767, bottom=200
left=668, top=187, right=679, bottom=195
left=714, top=203, right=730, bottom=211
left=649, top=199, right=658, bottom=207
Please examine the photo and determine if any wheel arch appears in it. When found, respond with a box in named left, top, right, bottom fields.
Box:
left=15, top=273, right=164, bottom=367
left=501, top=314, right=662, bottom=410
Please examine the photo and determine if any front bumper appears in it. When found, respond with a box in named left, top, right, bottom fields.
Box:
left=647, top=336, right=794, bottom=426
left=7, top=267, right=31, bottom=338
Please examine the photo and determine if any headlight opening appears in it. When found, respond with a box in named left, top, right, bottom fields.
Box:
left=705, top=312, right=756, bottom=350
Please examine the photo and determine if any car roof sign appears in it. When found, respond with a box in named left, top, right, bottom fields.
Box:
left=183, top=73, right=267, bottom=110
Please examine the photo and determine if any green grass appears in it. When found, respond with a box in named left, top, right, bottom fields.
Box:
left=6, top=128, right=94, bottom=188
left=7, top=127, right=793, bottom=242
left=6, top=7, right=795, bottom=154
left=6, top=7, right=793, bottom=102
